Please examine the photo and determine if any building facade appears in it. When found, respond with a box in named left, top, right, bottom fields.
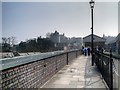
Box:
left=106, top=33, right=120, bottom=54
left=50, top=31, right=60, bottom=43
left=83, top=34, right=106, bottom=49
left=49, top=31, right=82, bottom=50
left=68, top=37, right=82, bottom=50
left=116, top=33, right=120, bottom=54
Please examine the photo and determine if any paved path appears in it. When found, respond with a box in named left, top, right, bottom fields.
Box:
left=41, top=55, right=107, bottom=88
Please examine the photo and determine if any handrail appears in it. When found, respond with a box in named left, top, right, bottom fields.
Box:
left=94, top=51, right=119, bottom=90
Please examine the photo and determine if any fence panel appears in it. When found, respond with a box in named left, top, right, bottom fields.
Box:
left=94, top=51, right=119, bottom=90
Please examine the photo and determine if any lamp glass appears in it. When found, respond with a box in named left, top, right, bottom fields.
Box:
left=89, top=0, right=95, bottom=8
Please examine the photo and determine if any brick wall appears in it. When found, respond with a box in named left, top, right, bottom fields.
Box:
left=1, top=50, right=81, bottom=89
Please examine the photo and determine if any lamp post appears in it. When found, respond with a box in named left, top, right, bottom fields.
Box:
left=89, top=0, right=95, bottom=66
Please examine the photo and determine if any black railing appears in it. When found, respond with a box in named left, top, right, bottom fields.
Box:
left=94, top=50, right=119, bottom=90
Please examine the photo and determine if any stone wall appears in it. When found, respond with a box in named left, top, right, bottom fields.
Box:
left=1, top=50, right=81, bottom=89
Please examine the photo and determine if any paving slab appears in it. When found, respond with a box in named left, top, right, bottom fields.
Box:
left=40, top=55, right=107, bottom=89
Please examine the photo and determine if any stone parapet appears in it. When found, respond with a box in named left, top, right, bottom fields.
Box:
left=1, top=50, right=81, bottom=88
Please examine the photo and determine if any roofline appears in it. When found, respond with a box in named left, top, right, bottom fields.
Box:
left=83, top=34, right=106, bottom=40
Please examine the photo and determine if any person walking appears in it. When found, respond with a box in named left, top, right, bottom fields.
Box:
left=87, top=48, right=90, bottom=56
left=84, top=48, right=87, bottom=56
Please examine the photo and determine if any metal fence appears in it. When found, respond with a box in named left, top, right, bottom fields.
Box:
left=94, top=51, right=120, bottom=90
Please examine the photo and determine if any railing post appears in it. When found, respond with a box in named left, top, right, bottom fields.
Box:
left=76, top=50, right=77, bottom=58
left=119, top=59, right=120, bottom=90
left=101, top=49, right=103, bottom=76
left=110, top=50, right=113, bottom=90
left=66, top=52, right=68, bottom=65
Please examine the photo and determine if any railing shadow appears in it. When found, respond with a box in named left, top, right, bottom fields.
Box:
left=84, top=56, right=106, bottom=88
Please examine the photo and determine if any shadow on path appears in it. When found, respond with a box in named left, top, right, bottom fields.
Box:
left=84, top=56, right=107, bottom=88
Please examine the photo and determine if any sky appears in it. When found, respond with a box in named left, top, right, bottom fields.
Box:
left=1, top=0, right=120, bottom=2
left=118, top=2, right=120, bottom=33
left=0, top=2, right=2, bottom=43
left=2, top=0, right=119, bottom=43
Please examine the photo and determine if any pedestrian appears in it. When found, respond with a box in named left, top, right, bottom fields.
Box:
left=84, top=48, right=87, bottom=56
left=82, top=46, right=84, bottom=55
left=87, top=48, right=90, bottom=56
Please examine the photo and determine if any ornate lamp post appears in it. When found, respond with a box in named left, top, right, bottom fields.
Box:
left=89, top=0, right=95, bottom=66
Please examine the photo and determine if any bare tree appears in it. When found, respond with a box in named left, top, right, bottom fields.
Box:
left=10, top=36, right=16, bottom=47
left=2, top=37, right=7, bottom=44
left=7, top=37, right=11, bottom=45
left=2, top=36, right=17, bottom=51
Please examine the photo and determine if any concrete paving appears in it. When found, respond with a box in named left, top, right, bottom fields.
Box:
left=40, top=55, right=107, bottom=88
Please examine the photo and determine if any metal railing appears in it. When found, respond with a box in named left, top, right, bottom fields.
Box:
left=94, top=50, right=120, bottom=90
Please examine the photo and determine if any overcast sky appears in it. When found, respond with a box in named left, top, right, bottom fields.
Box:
left=2, top=1, right=118, bottom=43
left=118, top=2, right=120, bottom=33
left=0, top=2, right=1, bottom=42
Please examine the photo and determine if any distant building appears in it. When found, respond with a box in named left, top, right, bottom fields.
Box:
left=83, top=34, right=106, bottom=48
left=59, top=34, right=68, bottom=43
left=105, top=40, right=116, bottom=52
left=49, top=31, right=68, bottom=50
left=50, top=31, right=60, bottom=43
left=49, top=31, right=82, bottom=50
left=104, top=33, right=120, bottom=54
left=103, top=35, right=116, bottom=44
left=50, top=31, right=68, bottom=44
left=116, top=33, right=120, bottom=54
left=68, top=37, right=82, bottom=49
